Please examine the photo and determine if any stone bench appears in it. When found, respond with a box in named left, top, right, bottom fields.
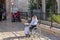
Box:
left=21, top=19, right=60, bottom=37
left=38, top=24, right=60, bottom=37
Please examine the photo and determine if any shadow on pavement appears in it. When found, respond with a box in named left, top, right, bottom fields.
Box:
left=3, top=36, right=26, bottom=40
left=0, top=21, right=25, bottom=32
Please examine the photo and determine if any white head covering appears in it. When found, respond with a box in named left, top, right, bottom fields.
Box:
left=30, top=15, right=38, bottom=25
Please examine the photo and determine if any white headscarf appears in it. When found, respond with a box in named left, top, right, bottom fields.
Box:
left=30, top=15, right=38, bottom=25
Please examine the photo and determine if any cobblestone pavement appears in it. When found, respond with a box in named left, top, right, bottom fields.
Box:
left=0, top=20, right=60, bottom=40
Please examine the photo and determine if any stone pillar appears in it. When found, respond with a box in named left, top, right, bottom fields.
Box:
left=6, top=0, right=10, bottom=14
left=6, top=0, right=11, bottom=19
left=42, top=0, right=46, bottom=20
left=42, top=0, right=46, bottom=13
left=56, top=0, right=60, bottom=14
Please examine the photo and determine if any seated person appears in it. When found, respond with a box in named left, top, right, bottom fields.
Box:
left=24, top=15, right=38, bottom=37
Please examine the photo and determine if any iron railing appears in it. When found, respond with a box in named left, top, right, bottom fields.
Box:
left=20, top=11, right=60, bottom=29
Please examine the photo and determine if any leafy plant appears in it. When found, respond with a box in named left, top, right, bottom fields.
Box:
left=29, top=0, right=37, bottom=10
left=28, top=0, right=37, bottom=17
left=48, top=14, right=60, bottom=24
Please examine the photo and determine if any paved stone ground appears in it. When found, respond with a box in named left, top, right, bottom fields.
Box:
left=0, top=20, right=60, bottom=40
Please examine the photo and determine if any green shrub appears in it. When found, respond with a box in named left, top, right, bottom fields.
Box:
left=48, top=14, right=60, bottom=24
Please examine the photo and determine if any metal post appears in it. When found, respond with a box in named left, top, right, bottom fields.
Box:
left=50, top=12, right=53, bottom=28
left=50, top=0, right=54, bottom=28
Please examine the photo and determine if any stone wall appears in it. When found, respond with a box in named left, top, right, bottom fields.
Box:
left=18, top=0, right=29, bottom=12
left=10, top=0, right=29, bottom=12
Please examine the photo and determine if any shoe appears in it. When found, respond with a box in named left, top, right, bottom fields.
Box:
left=26, top=34, right=30, bottom=37
left=28, top=34, right=30, bottom=37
